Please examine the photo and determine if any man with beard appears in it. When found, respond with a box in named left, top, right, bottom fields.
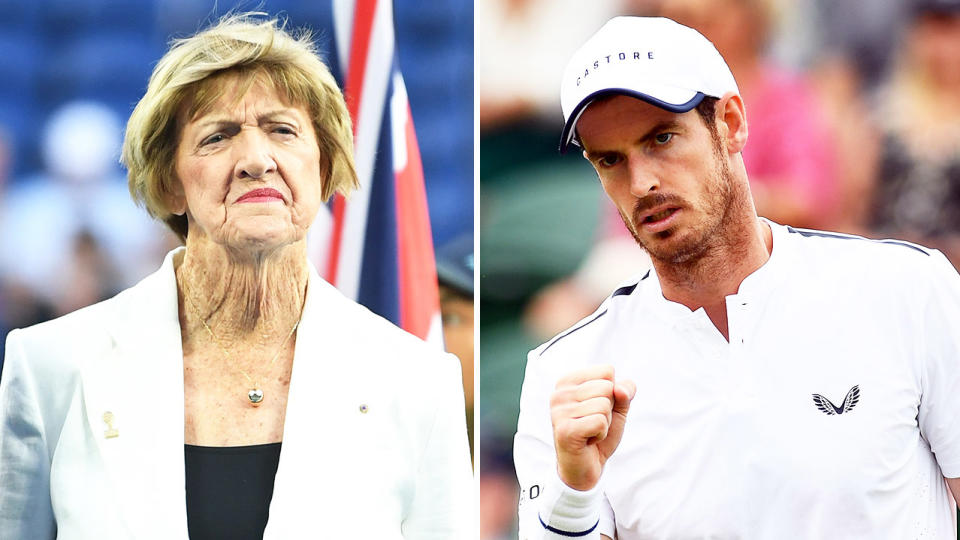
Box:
left=514, top=17, right=960, bottom=540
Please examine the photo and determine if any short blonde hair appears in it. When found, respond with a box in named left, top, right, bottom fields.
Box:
left=122, top=12, right=359, bottom=241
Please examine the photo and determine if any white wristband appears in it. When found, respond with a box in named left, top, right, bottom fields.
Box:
left=537, top=471, right=603, bottom=538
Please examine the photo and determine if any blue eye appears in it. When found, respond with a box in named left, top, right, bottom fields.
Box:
left=201, top=133, right=225, bottom=146
left=654, top=133, right=673, bottom=145
left=272, top=125, right=297, bottom=137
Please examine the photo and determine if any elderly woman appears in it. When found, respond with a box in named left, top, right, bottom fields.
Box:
left=0, top=14, right=471, bottom=539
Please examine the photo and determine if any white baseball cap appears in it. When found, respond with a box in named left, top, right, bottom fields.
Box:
left=559, top=16, right=739, bottom=153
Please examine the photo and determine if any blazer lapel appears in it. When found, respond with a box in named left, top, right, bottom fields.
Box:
left=80, top=249, right=189, bottom=538
left=264, top=269, right=379, bottom=537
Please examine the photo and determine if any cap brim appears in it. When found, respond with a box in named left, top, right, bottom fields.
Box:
left=436, top=259, right=473, bottom=295
left=558, top=89, right=706, bottom=154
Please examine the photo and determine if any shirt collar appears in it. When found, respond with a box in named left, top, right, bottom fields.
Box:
left=637, top=218, right=794, bottom=323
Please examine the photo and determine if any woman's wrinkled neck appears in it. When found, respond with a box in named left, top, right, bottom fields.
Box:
left=175, top=232, right=309, bottom=341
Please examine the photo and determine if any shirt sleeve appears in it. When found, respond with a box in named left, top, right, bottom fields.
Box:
left=0, top=329, right=57, bottom=539
left=917, top=251, right=960, bottom=478
left=401, top=352, right=474, bottom=539
left=515, top=350, right=616, bottom=540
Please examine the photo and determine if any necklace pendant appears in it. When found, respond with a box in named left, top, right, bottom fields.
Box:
left=248, top=388, right=264, bottom=406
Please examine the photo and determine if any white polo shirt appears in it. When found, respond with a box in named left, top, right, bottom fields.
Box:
left=515, top=220, right=960, bottom=539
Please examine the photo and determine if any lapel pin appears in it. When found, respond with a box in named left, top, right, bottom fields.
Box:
left=102, top=411, right=119, bottom=439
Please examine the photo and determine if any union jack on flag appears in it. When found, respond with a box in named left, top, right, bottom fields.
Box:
left=310, top=0, right=443, bottom=345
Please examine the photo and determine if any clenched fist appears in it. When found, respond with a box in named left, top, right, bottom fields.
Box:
left=550, top=365, right=636, bottom=491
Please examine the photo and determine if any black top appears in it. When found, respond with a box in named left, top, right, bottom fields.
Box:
left=184, top=442, right=282, bottom=540
left=873, top=133, right=960, bottom=237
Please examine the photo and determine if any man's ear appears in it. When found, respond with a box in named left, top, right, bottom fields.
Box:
left=716, top=92, right=748, bottom=154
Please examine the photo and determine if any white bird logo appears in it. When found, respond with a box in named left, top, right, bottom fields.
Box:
left=812, top=385, right=860, bottom=415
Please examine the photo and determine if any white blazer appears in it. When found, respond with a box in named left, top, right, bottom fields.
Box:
left=0, top=249, right=473, bottom=539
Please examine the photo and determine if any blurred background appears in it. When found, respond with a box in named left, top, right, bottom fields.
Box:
left=0, top=1, right=473, bottom=378
left=478, top=0, right=960, bottom=537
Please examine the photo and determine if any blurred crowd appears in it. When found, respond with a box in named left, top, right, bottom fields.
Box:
left=0, top=1, right=473, bottom=376
left=478, top=0, right=960, bottom=537
left=0, top=101, right=175, bottom=359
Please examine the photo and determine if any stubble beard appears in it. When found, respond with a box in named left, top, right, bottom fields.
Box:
left=621, top=143, right=742, bottom=267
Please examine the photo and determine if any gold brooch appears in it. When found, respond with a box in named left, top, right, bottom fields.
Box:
left=102, top=411, right=119, bottom=439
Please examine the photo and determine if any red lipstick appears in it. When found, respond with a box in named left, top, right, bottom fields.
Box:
left=236, top=188, right=284, bottom=203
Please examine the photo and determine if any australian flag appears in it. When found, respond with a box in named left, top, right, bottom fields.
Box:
left=310, top=0, right=442, bottom=345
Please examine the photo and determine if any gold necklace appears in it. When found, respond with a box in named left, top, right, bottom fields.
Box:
left=181, top=284, right=304, bottom=407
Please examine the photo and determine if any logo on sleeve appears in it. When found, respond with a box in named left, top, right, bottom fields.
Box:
left=812, top=385, right=860, bottom=415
